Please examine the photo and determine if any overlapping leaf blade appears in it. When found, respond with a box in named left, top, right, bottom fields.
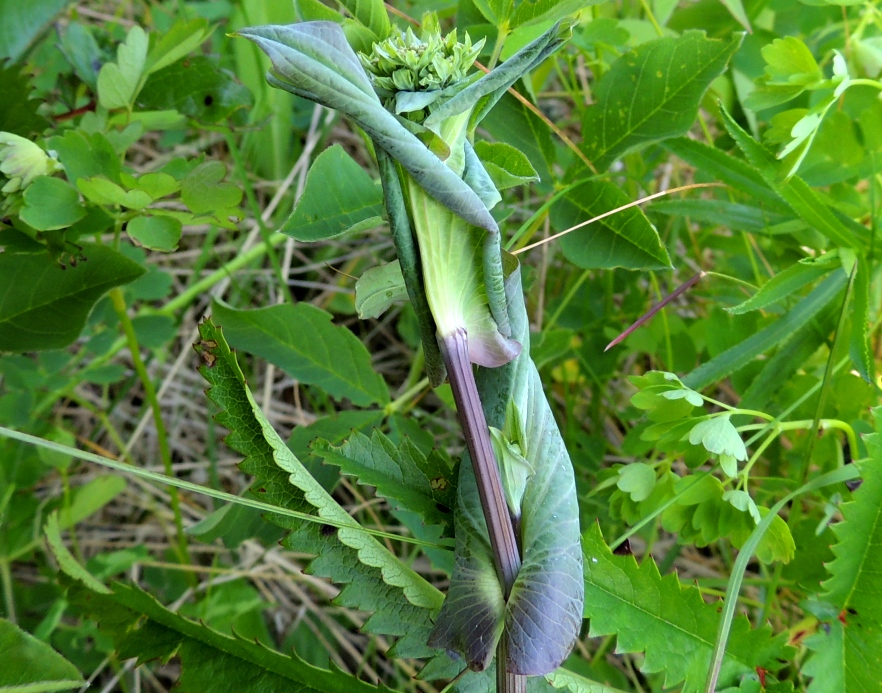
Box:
left=582, top=524, right=786, bottom=692
left=582, top=31, right=742, bottom=171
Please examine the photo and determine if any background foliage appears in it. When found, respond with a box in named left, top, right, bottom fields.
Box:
left=0, top=0, right=880, bottom=692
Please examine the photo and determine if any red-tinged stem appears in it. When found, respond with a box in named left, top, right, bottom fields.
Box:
left=440, top=328, right=521, bottom=594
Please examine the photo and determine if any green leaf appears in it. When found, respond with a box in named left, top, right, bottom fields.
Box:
left=77, top=177, right=152, bottom=210
left=511, top=0, right=604, bottom=28
left=617, top=463, right=656, bottom=502
left=19, top=176, right=86, bottom=231
left=688, top=415, right=747, bottom=461
left=473, top=141, right=538, bottom=190
left=551, top=179, right=671, bottom=271
left=849, top=258, right=873, bottom=382
left=281, top=145, right=384, bottom=241
left=312, top=430, right=455, bottom=530
left=650, top=199, right=790, bottom=234
left=211, top=300, right=389, bottom=407
left=145, top=18, right=213, bottom=75
left=126, top=216, right=182, bottom=252
left=96, top=25, right=148, bottom=110
left=745, top=37, right=823, bottom=111
left=719, top=0, right=751, bottom=29
left=472, top=0, right=513, bottom=24
left=582, top=523, right=786, bottom=692
left=0, top=0, right=68, bottom=63
left=804, top=619, right=880, bottom=693
left=46, top=130, right=121, bottom=185
left=720, top=106, right=866, bottom=249
left=195, top=319, right=442, bottom=656
left=582, top=31, right=742, bottom=171
left=755, top=511, right=795, bottom=565
left=138, top=55, right=253, bottom=124
left=543, top=668, right=630, bottom=693
left=0, top=617, right=83, bottom=692
left=236, top=21, right=498, bottom=233
left=0, top=62, right=49, bottom=136
left=355, top=260, right=407, bottom=320
left=180, top=161, right=243, bottom=215
left=728, top=259, right=833, bottom=314
left=0, top=243, right=145, bottom=352
left=683, top=269, right=847, bottom=390
left=131, top=172, right=179, bottom=200
left=335, top=0, right=390, bottom=43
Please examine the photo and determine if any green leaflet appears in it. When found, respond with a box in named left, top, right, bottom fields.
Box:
left=582, top=31, right=742, bottom=171
left=0, top=617, right=83, bottom=692
left=727, top=259, right=834, bottom=314
left=430, top=264, right=584, bottom=675
left=804, top=407, right=882, bottom=691
left=355, top=260, right=408, bottom=320
left=195, top=319, right=443, bottom=614
left=211, top=300, right=390, bottom=407
left=235, top=22, right=497, bottom=233
left=280, top=144, right=384, bottom=241
left=582, top=524, right=786, bottom=692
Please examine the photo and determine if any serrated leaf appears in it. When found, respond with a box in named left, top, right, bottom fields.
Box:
left=551, top=179, right=671, bottom=271
left=19, top=176, right=86, bottom=231
left=728, top=259, right=833, bottom=314
left=355, top=260, right=407, bottom=320
left=582, top=523, right=786, bottom=692
left=211, top=301, right=389, bottom=406
left=582, top=31, right=742, bottom=171
left=281, top=145, right=384, bottom=241
left=0, top=243, right=145, bottom=352
left=0, top=617, right=83, bottom=692
left=196, top=322, right=441, bottom=657
left=312, top=430, right=455, bottom=531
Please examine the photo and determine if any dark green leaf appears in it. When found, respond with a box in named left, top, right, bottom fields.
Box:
left=0, top=243, right=145, bottom=352
left=582, top=524, right=786, bottom=691
left=47, top=130, right=122, bottom=185
left=0, top=617, right=83, bottom=692
left=650, top=199, right=790, bottom=233
left=19, top=176, right=86, bottom=231
left=145, top=19, right=213, bottom=75
left=582, top=31, right=742, bottom=171
left=281, top=145, right=384, bottom=241
left=0, top=62, right=49, bottom=135
left=551, top=179, right=671, bottom=270
left=211, top=301, right=389, bottom=406
left=138, top=55, right=253, bottom=123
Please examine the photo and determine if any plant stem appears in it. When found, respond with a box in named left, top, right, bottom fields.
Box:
left=440, top=329, right=522, bottom=593
left=109, top=288, right=191, bottom=570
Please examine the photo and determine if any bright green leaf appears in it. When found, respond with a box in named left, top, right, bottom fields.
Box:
left=355, top=260, right=407, bottom=320
left=19, top=176, right=85, bottom=231
left=126, top=216, right=182, bottom=252
left=617, top=463, right=656, bottom=502
left=473, top=140, right=538, bottom=190
left=582, top=31, right=742, bottom=171
left=688, top=415, right=748, bottom=461
left=0, top=617, right=83, bottom=692
left=77, top=176, right=152, bottom=210
left=211, top=301, right=389, bottom=406
left=96, top=25, right=148, bottom=110
left=511, top=0, right=604, bottom=28
left=755, top=511, right=795, bottom=564
left=281, top=145, right=384, bottom=241
left=145, top=18, right=213, bottom=75
left=0, top=243, right=145, bottom=352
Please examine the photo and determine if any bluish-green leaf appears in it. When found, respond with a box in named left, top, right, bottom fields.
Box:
left=582, top=31, right=742, bottom=171
left=211, top=301, right=389, bottom=406
left=0, top=243, right=145, bottom=352
left=281, top=145, right=384, bottom=241
left=551, top=179, right=671, bottom=271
